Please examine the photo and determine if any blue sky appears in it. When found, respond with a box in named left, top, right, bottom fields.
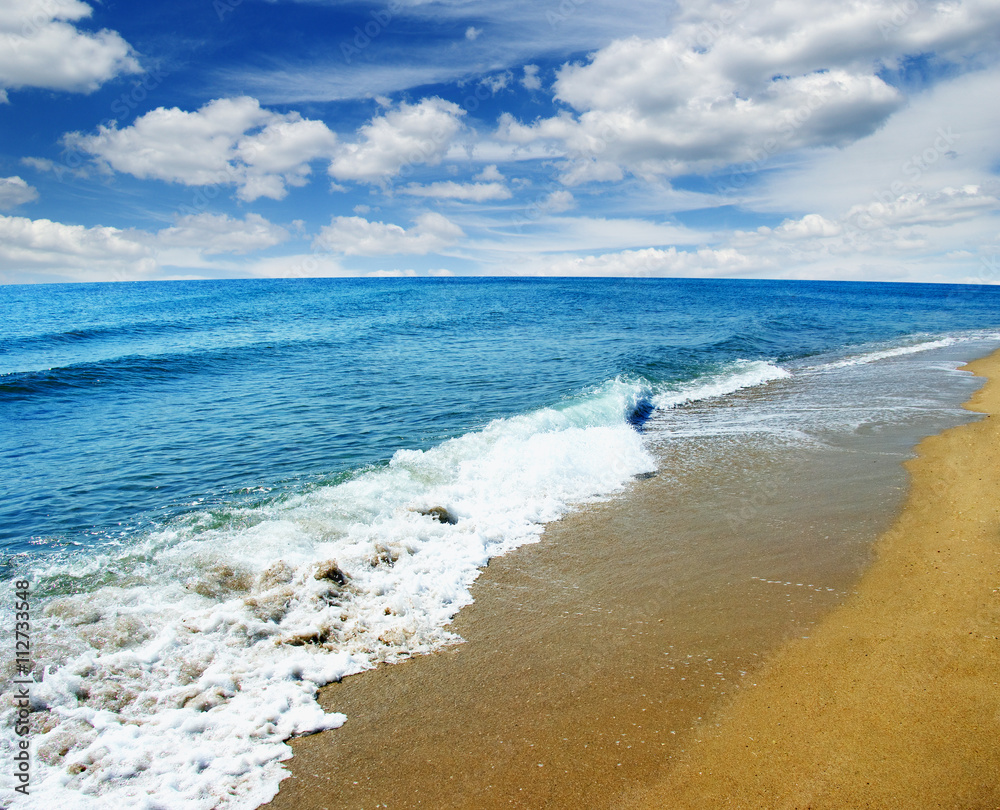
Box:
left=1, top=0, right=999, bottom=284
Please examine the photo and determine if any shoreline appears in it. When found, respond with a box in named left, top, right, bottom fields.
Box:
left=266, top=350, right=1000, bottom=810
left=625, top=349, right=1000, bottom=808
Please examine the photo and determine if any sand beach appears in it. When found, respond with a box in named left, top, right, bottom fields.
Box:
left=624, top=349, right=1000, bottom=809
left=267, top=350, right=1000, bottom=810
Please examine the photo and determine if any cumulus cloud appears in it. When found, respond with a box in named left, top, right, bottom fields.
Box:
left=768, top=214, right=844, bottom=240
left=475, top=165, right=504, bottom=182
left=0, top=213, right=154, bottom=282
left=313, top=212, right=464, bottom=256
left=400, top=180, right=511, bottom=201
left=66, top=97, right=339, bottom=201
left=156, top=213, right=291, bottom=255
left=495, top=0, right=1000, bottom=183
left=328, top=98, right=465, bottom=184
left=503, top=61, right=901, bottom=181
left=0, top=0, right=140, bottom=95
left=0, top=176, right=38, bottom=209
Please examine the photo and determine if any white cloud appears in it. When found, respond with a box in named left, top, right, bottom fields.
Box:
left=366, top=268, right=419, bottom=277
left=328, top=98, right=465, bottom=184
left=723, top=183, right=1000, bottom=283
left=313, top=212, right=464, bottom=256
left=0, top=0, right=140, bottom=95
left=0, top=176, right=38, bottom=209
left=238, top=253, right=350, bottom=279
left=757, top=66, right=1000, bottom=215
left=521, top=64, right=541, bottom=91
left=505, top=61, right=902, bottom=180
left=479, top=72, right=512, bottom=94
left=768, top=214, right=844, bottom=240
left=67, top=97, right=339, bottom=202
left=475, top=165, right=504, bottom=182
left=721, top=65, right=1000, bottom=282
left=514, top=246, right=769, bottom=277
left=156, top=213, right=291, bottom=255
left=400, top=180, right=511, bottom=201
left=0, top=210, right=301, bottom=283
left=844, top=186, right=999, bottom=230
left=558, top=158, right=624, bottom=187
left=0, top=213, right=155, bottom=283
left=496, top=0, right=1000, bottom=182
left=538, top=190, right=575, bottom=213
left=465, top=26, right=481, bottom=41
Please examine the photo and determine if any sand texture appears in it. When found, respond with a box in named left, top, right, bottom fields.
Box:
left=626, top=350, right=1000, bottom=809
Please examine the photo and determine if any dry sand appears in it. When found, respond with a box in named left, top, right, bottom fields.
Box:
left=268, top=351, right=1000, bottom=810
left=625, top=350, right=1000, bottom=809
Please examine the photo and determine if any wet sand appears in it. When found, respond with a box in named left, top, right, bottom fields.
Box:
left=623, top=350, right=1000, bottom=809
left=267, top=352, right=1000, bottom=810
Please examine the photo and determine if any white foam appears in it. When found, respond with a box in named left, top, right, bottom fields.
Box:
left=821, top=337, right=960, bottom=369
left=651, top=360, right=791, bottom=409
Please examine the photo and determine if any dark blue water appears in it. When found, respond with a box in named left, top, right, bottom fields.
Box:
left=2, top=277, right=1000, bottom=553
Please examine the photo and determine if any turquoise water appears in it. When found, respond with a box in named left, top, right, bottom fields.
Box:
left=2, top=277, right=1000, bottom=809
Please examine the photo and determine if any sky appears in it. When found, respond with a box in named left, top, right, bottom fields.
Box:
left=1, top=0, right=999, bottom=285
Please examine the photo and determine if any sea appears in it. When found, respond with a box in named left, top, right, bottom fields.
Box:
left=1, top=277, right=999, bottom=808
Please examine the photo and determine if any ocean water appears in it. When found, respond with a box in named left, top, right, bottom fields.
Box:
left=1, top=277, right=999, bottom=808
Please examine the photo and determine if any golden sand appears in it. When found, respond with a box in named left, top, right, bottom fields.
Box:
left=625, top=350, right=1000, bottom=809
left=268, top=351, right=1000, bottom=810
